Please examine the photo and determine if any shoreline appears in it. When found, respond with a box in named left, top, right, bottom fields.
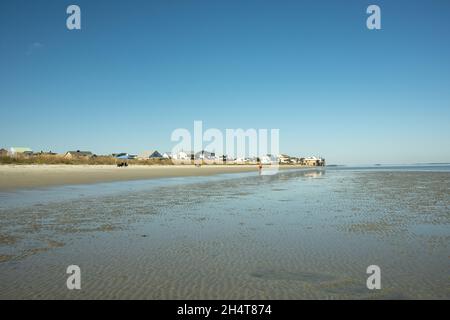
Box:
left=0, top=164, right=319, bottom=191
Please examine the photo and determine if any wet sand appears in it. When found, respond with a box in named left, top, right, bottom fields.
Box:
left=0, top=166, right=448, bottom=299
left=0, top=164, right=304, bottom=191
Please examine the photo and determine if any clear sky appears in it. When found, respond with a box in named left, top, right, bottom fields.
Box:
left=1, top=0, right=449, bottom=164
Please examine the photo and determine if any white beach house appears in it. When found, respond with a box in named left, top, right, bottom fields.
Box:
left=303, top=156, right=326, bottom=166
left=171, top=151, right=190, bottom=160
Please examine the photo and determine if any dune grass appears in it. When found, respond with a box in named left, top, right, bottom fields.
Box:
left=0, top=155, right=307, bottom=166
left=0, top=155, right=174, bottom=165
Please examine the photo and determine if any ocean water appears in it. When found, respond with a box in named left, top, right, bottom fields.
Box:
left=0, top=165, right=449, bottom=299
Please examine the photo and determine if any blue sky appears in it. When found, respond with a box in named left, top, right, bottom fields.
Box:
left=1, top=0, right=449, bottom=164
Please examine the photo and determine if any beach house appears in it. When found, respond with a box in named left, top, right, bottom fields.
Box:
left=162, top=152, right=172, bottom=159
left=138, top=150, right=163, bottom=160
left=64, top=150, right=94, bottom=159
left=172, top=151, right=185, bottom=160
left=220, top=154, right=236, bottom=163
left=195, top=150, right=215, bottom=160
left=172, top=151, right=192, bottom=161
left=8, top=147, right=33, bottom=157
left=278, top=154, right=292, bottom=164
left=112, top=153, right=137, bottom=160
left=260, top=154, right=278, bottom=164
left=303, top=156, right=326, bottom=166
left=0, top=148, right=8, bottom=157
left=35, top=151, right=57, bottom=156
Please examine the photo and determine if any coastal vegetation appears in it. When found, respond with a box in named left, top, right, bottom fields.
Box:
left=0, top=154, right=173, bottom=166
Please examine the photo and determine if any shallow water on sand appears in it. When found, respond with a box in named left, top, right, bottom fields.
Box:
left=0, top=166, right=449, bottom=299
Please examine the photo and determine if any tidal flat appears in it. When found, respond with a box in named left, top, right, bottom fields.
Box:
left=0, top=166, right=449, bottom=299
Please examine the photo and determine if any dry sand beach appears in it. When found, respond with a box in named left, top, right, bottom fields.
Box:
left=0, top=164, right=273, bottom=191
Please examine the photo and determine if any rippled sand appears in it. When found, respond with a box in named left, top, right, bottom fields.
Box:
left=0, top=167, right=449, bottom=299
